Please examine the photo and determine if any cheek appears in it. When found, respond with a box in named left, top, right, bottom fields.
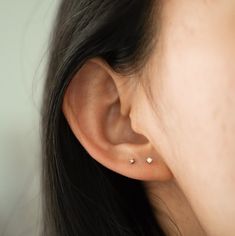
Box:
left=152, top=31, right=235, bottom=170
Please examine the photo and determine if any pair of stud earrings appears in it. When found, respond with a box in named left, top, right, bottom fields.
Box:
left=129, top=157, right=153, bottom=164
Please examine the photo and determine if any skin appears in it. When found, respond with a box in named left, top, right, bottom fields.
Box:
left=62, top=1, right=235, bottom=235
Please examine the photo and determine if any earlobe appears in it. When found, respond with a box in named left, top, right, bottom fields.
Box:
left=62, top=57, right=173, bottom=182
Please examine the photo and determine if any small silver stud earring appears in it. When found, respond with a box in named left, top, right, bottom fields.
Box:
left=129, top=158, right=136, bottom=164
left=146, top=157, right=153, bottom=164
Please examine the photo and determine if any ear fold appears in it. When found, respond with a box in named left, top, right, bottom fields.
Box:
left=62, top=57, right=173, bottom=181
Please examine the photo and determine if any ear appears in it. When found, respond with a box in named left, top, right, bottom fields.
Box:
left=62, top=57, right=173, bottom=181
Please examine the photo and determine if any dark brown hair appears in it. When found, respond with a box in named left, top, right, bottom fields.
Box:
left=41, top=1, right=166, bottom=235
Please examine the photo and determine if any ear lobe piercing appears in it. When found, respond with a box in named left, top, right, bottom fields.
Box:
left=146, top=157, right=153, bottom=164
left=129, top=158, right=136, bottom=164
left=129, top=157, right=153, bottom=164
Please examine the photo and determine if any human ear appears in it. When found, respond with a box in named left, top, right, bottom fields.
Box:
left=62, top=57, right=173, bottom=181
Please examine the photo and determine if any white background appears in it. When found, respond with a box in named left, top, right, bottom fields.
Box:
left=0, top=0, right=59, bottom=235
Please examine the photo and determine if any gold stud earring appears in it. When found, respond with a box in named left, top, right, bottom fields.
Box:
left=146, top=157, right=153, bottom=164
left=129, top=158, right=136, bottom=164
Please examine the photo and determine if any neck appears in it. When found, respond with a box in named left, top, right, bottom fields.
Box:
left=144, top=178, right=207, bottom=236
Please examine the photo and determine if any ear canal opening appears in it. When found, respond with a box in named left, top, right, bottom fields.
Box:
left=105, top=97, right=149, bottom=146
